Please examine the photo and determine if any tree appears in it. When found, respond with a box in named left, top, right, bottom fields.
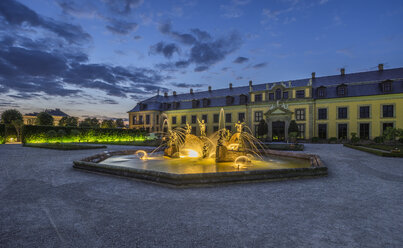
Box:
left=101, top=119, right=116, bottom=129
left=59, top=116, right=78, bottom=127
left=79, top=117, right=100, bottom=128
left=11, top=119, right=24, bottom=142
left=257, top=119, right=268, bottom=139
left=288, top=120, right=299, bottom=143
left=90, top=118, right=100, bottom=128
left=115, top=118, right=125, bottom=128
left=1, top=109, right=23, bottom=125
left=35, top=112, right=54, bottom=126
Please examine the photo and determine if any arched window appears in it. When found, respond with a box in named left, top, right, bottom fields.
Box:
left=275, top=89, right=282, bottom=99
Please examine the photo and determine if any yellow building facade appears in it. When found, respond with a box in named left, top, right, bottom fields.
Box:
left=128, top=65, right=403, bottom=141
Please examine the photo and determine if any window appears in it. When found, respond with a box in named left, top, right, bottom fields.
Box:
left=172, top=116, right=177, bottom=125
left=145, top=115, right=150, bottom=125
left=140, top=103, right=147, bottom=110
left=318, top=108, right=327, bottom=120
left=318, top=124, right=327, bottom=139
left=202, top=114, right=208, bottom=122
left=383, top=123, right=393, bottom=132
left=192, top=100, right=199, bottom=108
left=133, top=116, right=137, bottom=124
left=240, top=95, right=248, bottom=104
left=296, top=90, right=305, bottom=98
left=254, top=124, right=259, bottom=138
left=338, top=124, right=348, bottom=139
left=226, top=96, right=234, bottom=105
left=225, top=113, right=232, bottom=123
left=213, top=126, right=219, bottom=132
left=191, top=115, right=197, bottom=124
left=283, top=91, right=288, bottom=99
left=383, top=105, right=394, bottom=117
left=213, top=114, right=219, bottom=123
left=360, top=106, right=370, bottom=119
left=338, top=107, right=348, bottom=119
left=238, top=113, right=245, bottom=122
left=269, top=93, right=274, bottom=100
left=275, top=89, right=281, bottom=99
left=191, top=126, right=197, bottom=135
left=173, top=102, right=180, bottom=109
left=226, top=126, right=232, bottom=132
left=360, top=123, right=370, bottom=139
left=255, top=94, right=262, bottom=102
left=139, top=115, right=143, bottom=124
left=337, top=85, right=347, bottom=97
left=297, top=124, right=305, bottom=139
left=181, top=116, right=186, bottom=124
left=381, top=81, right=392, bottom=92
left=202, top=98, right=210, bottom=107
left=296, top=109, right=305, bottom=121
left=317, top=87, right=326, bottom=97
left=254, top=111, right=263, bottom=122
left=156, top=115, right=159, bottom=125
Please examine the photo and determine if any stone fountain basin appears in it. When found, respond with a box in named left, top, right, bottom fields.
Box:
left=73, top=149, right=327, bottom=186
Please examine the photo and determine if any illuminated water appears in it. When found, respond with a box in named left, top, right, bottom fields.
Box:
left=100, top=153, right=311, bottom=174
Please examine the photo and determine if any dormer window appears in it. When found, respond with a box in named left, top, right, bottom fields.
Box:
left=202, top=98, right=211, bottom=107
left=275, top=89, right=281, bottom=100
left=192, top=99, right=200, bottom=108
left=336, top=84, right=348, bottom=97
left=380, top=80, right=392, bottom=93
left=173, top=101, right=180, bottom=109
left=226, top=96, right=234, bottom=105
left=239, top=94, right=248, bottom=105
left=317, top=86, right=326, bottom=98
left=254, top=94, right=262, bottom=102
left=139, top=103, right=147, bottom=110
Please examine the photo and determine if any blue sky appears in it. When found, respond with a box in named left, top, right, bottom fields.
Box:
left=0, top=0, right=402, bottom=119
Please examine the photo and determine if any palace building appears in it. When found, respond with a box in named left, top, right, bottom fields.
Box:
left=128, top=64, right=403, bottom=141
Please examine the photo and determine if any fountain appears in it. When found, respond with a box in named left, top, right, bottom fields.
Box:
left=73, top=108, right=327, bottom=186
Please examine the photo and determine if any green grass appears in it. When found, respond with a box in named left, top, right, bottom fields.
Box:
left=23, top=143, right=107, bottom=150
left=363, top=144, right=403, bottom=152
left=344, top=144, right=403, bottom=157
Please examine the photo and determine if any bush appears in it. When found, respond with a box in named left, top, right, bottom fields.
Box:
left=350, top=132, right=360, bottom=144
left=21, top=125, right=145, bottom=144
left=36, top=112, right=54, bottom=126
left=329, top=137, right=338, bottom=143
left=311, top=137, right=319, bottom=143
left=374, top=136, right=384, bottom=143
left=0, top=124, right=5, bottom=144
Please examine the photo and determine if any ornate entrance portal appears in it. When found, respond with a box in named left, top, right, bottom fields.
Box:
left=264, top=102, right=293, bottom=141
left=272, top=121, right=285, bottom=141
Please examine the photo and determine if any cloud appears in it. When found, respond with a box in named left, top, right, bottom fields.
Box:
left=106, top=19, right=138, bottom=35
left=0, top=0, right=91, bottom=44
left=233, top=56, right=249, bottom=63
left=101, top=99, right=119, bottom=104
left=336, top=49, right=353, bottom=58
left=104, top=0, right=144, bottom=15
left=171, top=83, right=205, bottom=88
left=194, top=66, right=209, bottom=72
left=134, top=35, right=142, bottom=40
left=149, top=42, right=180, bottom=58
left=220, top=0, right=251, bottom=18
left=253, top=62, right=268, bottom=69
left=159, top=22, right=197, bottom=45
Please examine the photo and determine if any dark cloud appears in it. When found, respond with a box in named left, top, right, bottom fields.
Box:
left=150, top=42, right=180, bottom=58
left=0, top=0, right=91, bottom=44
left=172, top=83, right=205, bottom=88
left=106, top=19, right=138, bottom=35
left=101, top=99, right=119, bottom=105
left=104, top=0, right=144, bottom=15
left=222, top=67, right=230, bottom=71
left=233, top=56, right=249, bottom=63
left=134, top=35, right=142, bottom=40
left=157, top=22, right=242, bottom=72
left=253, top=62, right=268, bottom=69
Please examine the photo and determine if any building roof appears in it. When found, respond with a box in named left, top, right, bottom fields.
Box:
left=128, top=67, right=403, bottom=112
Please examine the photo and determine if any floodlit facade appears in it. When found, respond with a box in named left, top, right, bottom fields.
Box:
left=23, top=109, right=69, bottom=126
left=128, top=64, right=403, bottom=141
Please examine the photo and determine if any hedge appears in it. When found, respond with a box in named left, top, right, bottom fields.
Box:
left=0, top=124, right=5, bottom=144
left=22, top=125, right=145, bottom=144
left=344, top=144, right=403, bottom=157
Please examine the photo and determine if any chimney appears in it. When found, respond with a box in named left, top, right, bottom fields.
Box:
left=208, top=86, right=212, bottom=92
left=249, top=80, right=253, bottom=91
left=190, top=88, right=193, bottom=94
left=173, top=91, right=177, bottom=96
left=378, top=63, right=384, bottom=71
left=249, top=80, right=253, bottom=87
left=164, top=92, right=168, bottom=97
left=311, top=72, right=316, bottom=79
left=340, top=68, right=345, bottom=76
left=229, top=83, right=233, bottom=90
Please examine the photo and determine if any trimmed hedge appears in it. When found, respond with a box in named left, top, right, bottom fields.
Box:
left=0, top=124, right=5, bottom=144
left=344, top=144, right=403, bottom=157
left=23, top=143, right=107, bottom=150
left=22, top=125, right=145, bottom=144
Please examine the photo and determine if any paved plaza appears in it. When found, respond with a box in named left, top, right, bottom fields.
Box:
left=0, top=144, right=402, bottom=247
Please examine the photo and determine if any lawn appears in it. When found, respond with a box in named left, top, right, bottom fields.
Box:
left=344, top=143, right=403, bottom=157
left=23, top=143, right=107, bottom=150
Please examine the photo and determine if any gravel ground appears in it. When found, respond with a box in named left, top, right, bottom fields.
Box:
left=0, top=144, right=402, bottom=248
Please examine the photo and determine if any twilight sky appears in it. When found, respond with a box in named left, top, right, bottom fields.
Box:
left=0, top=0, right=402, bottom=119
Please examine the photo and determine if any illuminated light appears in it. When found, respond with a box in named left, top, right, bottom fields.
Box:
left=228, top=144, right=239, bottom=150
left=180, top=149, right=200, bottom=158
left=135, top=150, right=148, bottom=160
left=234, top=156, right=251, bottom=168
